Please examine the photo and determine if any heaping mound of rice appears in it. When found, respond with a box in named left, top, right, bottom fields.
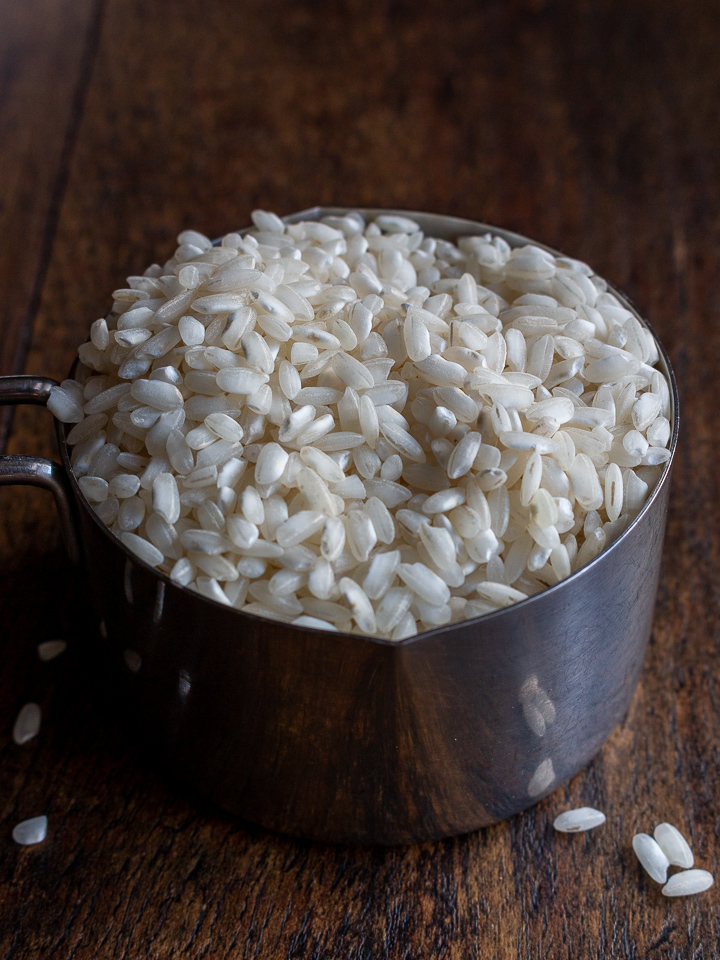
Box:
left=49, top=210, right=672, bottom=639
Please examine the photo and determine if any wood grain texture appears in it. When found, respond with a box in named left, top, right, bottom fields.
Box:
left=0, top=0, right=104, bottom=449
left=1, top=0, right=720, bottom=956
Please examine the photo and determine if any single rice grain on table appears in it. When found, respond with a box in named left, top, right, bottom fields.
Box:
left=12, top=815, right=48, bottom=846
left=37, top=639, right=67, bottom=662
left=632, top=833, right=671, bottom=883
left=12, top=703, right=42, bottom=745
left=50, top=211, right=673, bottom=639
left=654, top=822, right=694, bottom=868
left=662, top=870, right=714, bottom=897
left=553, top=807, right=606, bottom=833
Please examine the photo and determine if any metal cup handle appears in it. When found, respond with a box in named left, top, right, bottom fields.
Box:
left=0, top=375, right=80, bottom=563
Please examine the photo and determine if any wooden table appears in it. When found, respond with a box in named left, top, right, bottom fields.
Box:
left=1, top=0, right=719, bottom=955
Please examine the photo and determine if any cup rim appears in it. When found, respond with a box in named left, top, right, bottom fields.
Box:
left=61, top=206, right=680, bottom=646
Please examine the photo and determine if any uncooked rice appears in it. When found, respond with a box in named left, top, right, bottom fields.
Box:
left=654, top=822, right=694, bottom=868
left=553, top=807, right=606, bottom=833
left=37, top=639, right=67, bottom=662
left=50, top=211, right=673, bottom=639
left=632, top=822, right=713, bottom=896
left=632, top=832, right=671, bottom=883
left=12, top=703, right=42, bottom=745
left=661, top=869, right=714, bottom=897
left=12, top=815, right=48, bottom=846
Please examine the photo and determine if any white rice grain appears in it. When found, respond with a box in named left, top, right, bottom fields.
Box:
left=120, top=532, right=164, bottom=567
left=255, top=443, right=289, bottom=486
left=447, top=432, right=482, bottom=480
left=477, top=582, right=528, bottom=607
left=152, top=473, right=180, bottom=524
left=130, top=379, right=184, bottom=412
left=661, top=870, right=714, bottom=897
left=339, top=578, right=377, bottom=633
left=37, top=639, right=67, bottom=662
left=397, top=562, right=450, bottom=606
left=276, top=511, right=326, bottom=548
left=654, top=822, right=694, bottom=869
left=13, top=703, right=42, bottom=744
left=363, top=550, right=401, bottom=600
left=632, top=833, right=670, bottom=883
left=12, top=816, right=48, bottom=846
left=48, top=385, right=85, bottom=423
left=553, top=807, right=606, bottom=833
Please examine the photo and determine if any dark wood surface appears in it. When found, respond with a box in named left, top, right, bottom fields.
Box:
left=1, top=0, right=719, bottom=955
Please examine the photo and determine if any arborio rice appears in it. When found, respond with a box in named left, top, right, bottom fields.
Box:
left=49, top=210, right=673, bottom=639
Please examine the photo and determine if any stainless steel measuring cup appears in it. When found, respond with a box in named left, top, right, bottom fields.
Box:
left=0, top=209, right=679, bottom=844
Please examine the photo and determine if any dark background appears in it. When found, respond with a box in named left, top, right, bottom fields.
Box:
left=1, top=0, right=719, bottom=956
